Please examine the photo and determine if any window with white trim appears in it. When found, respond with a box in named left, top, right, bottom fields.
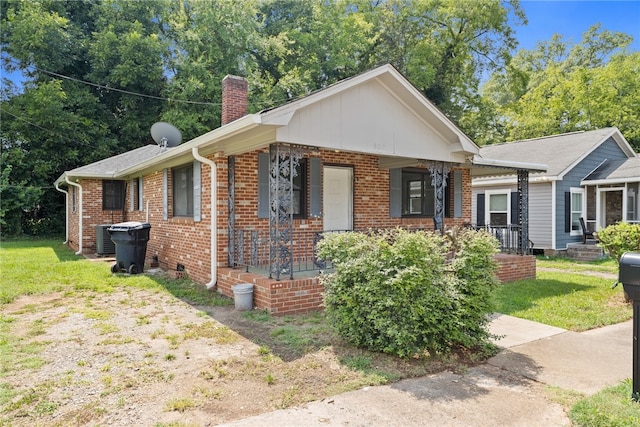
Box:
left=486, top=191, right=509, bottom=226
left=628, top=187, right=637, bottom=222
left=570, top=188, right=584, bottom=235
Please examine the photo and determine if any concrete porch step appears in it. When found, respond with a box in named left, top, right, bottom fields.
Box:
left=566, top=243, right=604, bottom=261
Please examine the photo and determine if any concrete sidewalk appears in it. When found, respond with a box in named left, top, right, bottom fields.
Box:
left=218, top=315, right=633, bottom=426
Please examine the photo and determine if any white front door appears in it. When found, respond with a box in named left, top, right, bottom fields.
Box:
left=323, top=166, right=353, bottom=231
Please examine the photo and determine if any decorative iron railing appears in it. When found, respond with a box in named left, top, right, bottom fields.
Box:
left=231, top=229, right=338, bottom=277
left=231, top=225, right=529, bottom=278
left=474, top=224, right=529, bottom=254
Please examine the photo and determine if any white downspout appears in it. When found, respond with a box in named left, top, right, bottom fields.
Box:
left=54, top=181, right=69, bottom=244
left=65, top=177, right=83, bottom=255
left=192, top=147, right=217, bottom=289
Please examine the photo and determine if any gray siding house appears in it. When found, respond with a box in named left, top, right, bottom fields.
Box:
left=472, top=128, right=639, bottom=252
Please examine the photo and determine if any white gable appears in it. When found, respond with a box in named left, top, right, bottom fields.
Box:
left=271, top=78, right=467, bottom=163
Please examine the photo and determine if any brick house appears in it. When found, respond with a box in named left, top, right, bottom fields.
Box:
left=55, top=64, right=545, bottom=314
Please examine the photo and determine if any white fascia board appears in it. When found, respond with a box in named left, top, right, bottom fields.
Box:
left=472, top=155, right=547, bottom=172
left=472, top=175, right=559, bottom=187
left=581, top=177, right=640, bottom=186
left=55, top=171, right=118, bottom=185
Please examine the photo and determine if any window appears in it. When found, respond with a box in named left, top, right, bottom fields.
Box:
left=72, top=187, right=77, bottom=213
left=292, top=159, right=307, bottom=218
left=487, top=192, right=509, bottom=226
left=172, top=164, right=193, bottom=216
left=627, top=187, right=637, bottom=222
left=401, top=170, right=434, bottom=217
left=103, top=180, right=125, bottom=210
left=570, top=189, right=584, bottom=234
left=133, top=177, right=143, bottom=211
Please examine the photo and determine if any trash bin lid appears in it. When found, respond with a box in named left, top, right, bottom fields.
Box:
left=107, top=221, right=151, bottom=231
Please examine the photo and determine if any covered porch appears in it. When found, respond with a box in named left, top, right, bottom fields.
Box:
left=581, top=157, right=640, bottom=232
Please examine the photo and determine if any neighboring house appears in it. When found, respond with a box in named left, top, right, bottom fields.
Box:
left=472, top=128, right=639, bottom=253
left=55, top=64, right=544, bottom=314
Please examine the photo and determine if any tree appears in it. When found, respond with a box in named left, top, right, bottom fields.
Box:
left=483, top=25, right=640, bottom=149
left=1, top=0, right=169, bottom=235
left=161, top=0, right=260, bottom=139
left=369, top=0, right=525, bottom=135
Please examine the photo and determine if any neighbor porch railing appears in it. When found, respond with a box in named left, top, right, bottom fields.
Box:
left=231, top=225, right=529, bottom=279
left=474, top=224, right=530, bottom=254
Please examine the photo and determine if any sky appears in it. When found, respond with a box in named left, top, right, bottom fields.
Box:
left=515, top=0, right=640, bottom=52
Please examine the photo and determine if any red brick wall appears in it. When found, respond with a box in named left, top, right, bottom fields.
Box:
left=494, top=254, right=536, bottom=283
left=231, top=149, right=472, bottom=234
left=68, top=146, right=494, bottom=315
left=221, top=75, right=248, bottom=125
left=67, top=179, right=129, bottom=253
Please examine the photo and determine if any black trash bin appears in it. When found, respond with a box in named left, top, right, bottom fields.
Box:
left=107, top=221, right=151, bottom=274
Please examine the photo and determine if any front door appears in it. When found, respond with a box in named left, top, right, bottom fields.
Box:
left=323, top=166, right=353, bottom=231
left=597, top=188, right=624, bottom=229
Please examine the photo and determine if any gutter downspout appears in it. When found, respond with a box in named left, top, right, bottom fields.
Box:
left=54, top=181, right=69, bottom=244
left=192, top=147, right=217, bottom=289
left=65, top=177, right=83, bottom=255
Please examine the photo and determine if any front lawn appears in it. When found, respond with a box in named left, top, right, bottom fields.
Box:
left=494, top=270, right=631, bottom=331
left=0, top=239, right=230, bottom=306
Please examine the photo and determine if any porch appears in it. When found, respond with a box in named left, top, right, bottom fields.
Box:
left=220, top=227, right=536, bottom=315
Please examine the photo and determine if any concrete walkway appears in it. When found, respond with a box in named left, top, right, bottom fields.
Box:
left=219, top=315, right=633, bottom=426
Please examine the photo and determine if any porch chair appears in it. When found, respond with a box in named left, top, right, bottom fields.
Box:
left=579, top=217, right=597, bottom=244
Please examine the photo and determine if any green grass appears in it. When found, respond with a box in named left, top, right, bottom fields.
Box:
left=0, top=239, right=232, bottom=307
left=494, top=270, right=631, bottom=331
left=537, top=255, right=618, bottom=274
left=570, top=379, right=640, bottom=426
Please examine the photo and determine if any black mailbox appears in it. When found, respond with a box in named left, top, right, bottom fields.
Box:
left=620, top=252, right=640, bottom=299
left=619, top=251, right=640, bottom=401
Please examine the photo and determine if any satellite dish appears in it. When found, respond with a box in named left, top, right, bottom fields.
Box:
left=151, top=122, right=182, bottom=151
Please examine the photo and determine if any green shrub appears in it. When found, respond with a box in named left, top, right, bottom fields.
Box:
left=596, top=223, right=640, bottom=261
left=317, top=228, right=499, bottom=358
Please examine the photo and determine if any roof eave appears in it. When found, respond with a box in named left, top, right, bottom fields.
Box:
left=472, top=155, right=548, bottom=172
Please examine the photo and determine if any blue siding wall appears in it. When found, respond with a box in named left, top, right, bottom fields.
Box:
left=555, top=137, right=629, bottom=248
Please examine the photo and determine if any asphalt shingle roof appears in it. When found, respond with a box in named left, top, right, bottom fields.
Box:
left=68, top=145, right=161, bottom=176
left=479, top=128, right=619, bottom=177
left=583, top=156, right=640, bottom=181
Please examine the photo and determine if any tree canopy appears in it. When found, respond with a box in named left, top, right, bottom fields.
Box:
left=1, top=0, right=636, bottom=236
left=482, top=24, right=640, bottom=148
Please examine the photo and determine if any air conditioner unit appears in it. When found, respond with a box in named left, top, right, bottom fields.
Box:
left=96, top=224, right=115, bottom=255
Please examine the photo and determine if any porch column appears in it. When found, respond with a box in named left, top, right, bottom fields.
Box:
left=269, top=143, right=302, bottom=280
left=517, top=169, right=530, bottom=255
left=228, top=155, right=236, bottom=266
left=429, top=161, right=450, bottom=233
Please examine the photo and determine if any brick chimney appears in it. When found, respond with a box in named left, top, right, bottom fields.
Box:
left=221, top=75, right=248, bottom=125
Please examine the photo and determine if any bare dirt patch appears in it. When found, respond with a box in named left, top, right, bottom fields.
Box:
left=1, top=286, right=475, bottom=426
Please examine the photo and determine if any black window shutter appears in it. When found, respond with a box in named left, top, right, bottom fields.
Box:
left=257, top=153, right=269, bottom=219
left=477, top=194, right=485, bottom=226
left=389, top=169, right=402, bottom=217
left=510, top=192, right=520, bottom=225
left=564, top=192, right=571, bottom=233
